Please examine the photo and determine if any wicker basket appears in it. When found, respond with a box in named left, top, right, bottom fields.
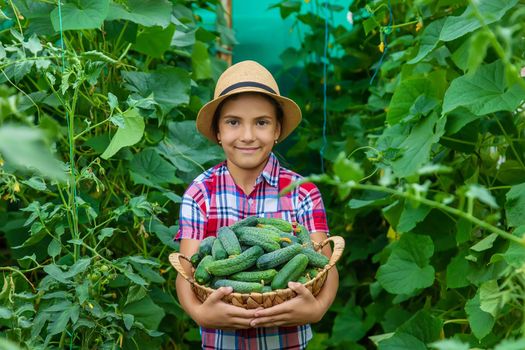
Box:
left=169, top=235, right=345, bottom=309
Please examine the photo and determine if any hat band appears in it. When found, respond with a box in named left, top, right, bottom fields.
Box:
left=219, top=81, right=277, bottom=97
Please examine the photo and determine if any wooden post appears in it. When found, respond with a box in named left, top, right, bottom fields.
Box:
left=218, top=0, right=233, bottom=66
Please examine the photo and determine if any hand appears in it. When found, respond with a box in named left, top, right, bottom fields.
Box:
left=195, top=287, right=261, bottom=330
left=250, top=282, right=325, bottom=328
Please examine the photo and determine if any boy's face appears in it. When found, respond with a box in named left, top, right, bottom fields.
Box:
left=217, top=93, right=281, bottom=174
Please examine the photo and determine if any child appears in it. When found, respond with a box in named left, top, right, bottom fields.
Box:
left=175, top=60, right=339, bottom=350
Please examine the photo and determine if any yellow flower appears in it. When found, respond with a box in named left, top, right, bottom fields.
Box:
left=387, top=226, right=399, bottom=242
left=13, top=182, right=20, bottom=193
left=378, top=41, right=385, bottom=53
left=0, top=159, right=3, bottom=167
left=416, top=21, right=423, bottom=32
left=335, top=84, right=341, bottom=92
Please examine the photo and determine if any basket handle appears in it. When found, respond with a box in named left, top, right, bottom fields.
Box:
left=316, top=236, right=345, bottom=269
left=168, top=253, right=194, bottom=282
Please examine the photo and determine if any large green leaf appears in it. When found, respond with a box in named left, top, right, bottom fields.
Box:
left=465, top=292, right=495, bottom=340
left=192, top=41, right=213, bottom=80
left=446, top=251, right=473, bottom=289
left=440, top=0, right=518, bottom=42
left=122, top=68, right=190, bottom=115
left=391, top=113, right=446, bottom=178
left=157, top=121, right=224, bottom=183
left=378, top=332, right=427, bottom=350
left=492, top=226, right=525, bottom=268
left=50, top=0, right=109, bottom=31
left=408, top=18, right=445, bottom=64
left=129, top=148, right=182, bottom=188
left=106, top=0, right=172, bottom=27
left=101, top=109, right=145, bottom=159
left=387, top=70, right=447, bottom=125
left=376, top=233, right=435, bottom=295
left=132, top=24, right=176, bottom=59
left=396, top=202, right=431, bottom=233
left=442, top=60, right=524, bottom=116
left=397, top=310, right=442, bottom=344
left=0, top=126, right=67, bottom=181
left=505, top=183, right=525, bottom=227
left=122, top=295, right=165, bottom=330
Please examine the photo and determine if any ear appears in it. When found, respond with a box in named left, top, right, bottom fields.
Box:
left=274, top=121, right=282, bottom=141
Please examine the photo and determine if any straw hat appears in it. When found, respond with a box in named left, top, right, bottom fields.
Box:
left=196, top=60, right=302, bottom=143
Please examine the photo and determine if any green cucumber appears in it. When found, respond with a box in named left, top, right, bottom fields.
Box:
left=230, top=269, right=278, bottom=284
left=257, top=217, right=293, bottom=232
left=217, top=226, right=242, bottom=256
left=297, top=276, right=308, bottom=284
left=261, top=286, right=273, bottom=293
left=307, top=268, right=319, bottom=279
left=279, top=232, right=299, bottom=247
left=256, top=243, right=302, bottom=270
left=235, top=226, right=281, bottom=242
left=271, top=254, right=309, bottom=290
left=190, top=252, right=203, bottom=266
left=207, top=246, right=264, bottom=276
left=194, top=255, right=215, bottom=284
left=212, top=238, right=228, bottom=260
left=198, top=236, right=216, bottom=256
left=295, top=224, right=314, bottom=249
left=213, top=279, right=263, bottom=293
left=302, top=248, right=329, bottom=268
left=230, top=216, right=259, bottom=230
left=237, top=229, right=281, bottom=252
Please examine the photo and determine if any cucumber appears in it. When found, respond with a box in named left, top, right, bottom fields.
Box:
left=235, top=226, right=281, bottom=242
left=271, top=254, right=309, bottom=290
left=302, top=248, right=329, bottom=268
left=212, top=238, right=228, bottom=260
left=229, top=216, right=259, bottom=230
left=230, top=269, right=278, bottom=284
left=256, top=243, right=302, bottom=270
left=279, top=232, right=299, bottom=247
left=190, top=252, right=203, bottom=266
left=297, top=276, right=308, bottom=284
left=307, top=268, right=319, bottom=279
left=194, top=255, right=215, bottom=284
left=294, top=224, right=314, bottom=249
left=257, top=217, right=293, bottom=232
left=217, top=226, right=242, bottom=256
left=198, top=236, right=216, bottom=256
left=261, top=286, right=273, bottom=293
left=237, top=229, right=281, bottom=252
left=213, top=279, right=263, bottom=293
left=207, top=246, right=264, bottom=276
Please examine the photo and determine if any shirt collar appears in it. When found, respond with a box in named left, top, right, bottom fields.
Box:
left=256, top=152, right=279, bottom=187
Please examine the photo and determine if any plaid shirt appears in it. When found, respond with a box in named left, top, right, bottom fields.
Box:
left=176, top=153, right=329, bottom=350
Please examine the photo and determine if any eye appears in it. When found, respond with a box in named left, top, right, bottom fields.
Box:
left=256, top=119, right=270, bottom=126
left=225, top=119, right=239, bottom=126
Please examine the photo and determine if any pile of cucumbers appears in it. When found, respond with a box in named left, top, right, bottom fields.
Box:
left=189, top=216, right=330, bottom=293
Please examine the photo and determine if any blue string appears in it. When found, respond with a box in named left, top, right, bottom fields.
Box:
left=320, top=0, right=329, bottom=173
left=370, top=0, right=393, bottom=85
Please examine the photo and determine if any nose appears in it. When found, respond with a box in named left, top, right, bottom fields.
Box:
left=240, top=125, right=255, bottom=142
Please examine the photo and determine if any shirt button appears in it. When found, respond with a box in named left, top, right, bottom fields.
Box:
left=248, top=198, right=253, bottom=206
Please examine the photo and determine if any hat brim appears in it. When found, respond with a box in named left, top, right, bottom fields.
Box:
left=196, top=87, right=302, bottom=144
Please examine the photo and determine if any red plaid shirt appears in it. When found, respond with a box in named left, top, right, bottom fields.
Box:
left=175, top=153, right=329, bottom=349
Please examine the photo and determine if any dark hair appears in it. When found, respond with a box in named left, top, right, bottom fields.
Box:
left=211, top=92, right=284, bottom=140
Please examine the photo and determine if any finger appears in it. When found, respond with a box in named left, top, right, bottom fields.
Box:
left=225, top=305, right=260, bottom=319
left=250, top=315, right=288, bottom=328
left=254, top=303, right=289, bottom=318
left=288, top=281, right=313, bottom=296
left=223, top=317, right=255, bottom=329
left=206, top=286, right=233, bottom=303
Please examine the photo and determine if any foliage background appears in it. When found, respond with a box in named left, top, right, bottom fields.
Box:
left=1, top=0, right=525, bottom=349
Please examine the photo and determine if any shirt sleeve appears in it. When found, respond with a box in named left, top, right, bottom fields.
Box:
left=295, top=182, right=329, bottom=234
left=174, top=183, right=208, bottom=241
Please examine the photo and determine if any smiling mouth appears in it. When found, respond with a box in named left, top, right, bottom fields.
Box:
left=235, top=147, right=260, bottom=151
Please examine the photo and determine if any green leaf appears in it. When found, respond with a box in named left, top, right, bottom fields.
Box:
left=465, top=292, right=495, bottom=340
left=21, top=177, right=47, bottom=191
left=106, top=0, right=172, bottom=27
left=494, top=339, right=525, bottom=350
left=132, top=24, right=176, bottom=59
left=494, top=226, right=525, bottom=268
left=123, top=313, right=134, bottom=331
left=465, top=184, right=498, bottom=208
left=391, top=113, right=446, bottom=178
left=192, top=41, right=212, bottom=80
left=479, top=280, right=501, bottom=317
left=50, top=0, right=109, bottom=31
left=97, top=227, right=115, bottom=241
left=387, top=70, right=447, bottom=125
left=397, top=310, right=442, bottom=343
left=122, top=68, right=191, bottom=115
left=408, top=18, right=445, bottom=64
left=376, top=234, right=435, bottom=295
left=47, top=238, right=61, bottom=258
left=439, top=0, right=517, bottom=42
left=130, top=149, right=182, bottom=188
left=470, top=233, right=498, bottom=252
left=101, top=108, right=145, bottom=160
left=378, top=332, right=427, bottom=350
left=397, top=202, right=431, bottom=233
left=333, top=152, right=364, bottom=182
left=0, top=126, right=67, bottom=181
left=122, top=295, right=165, bottom=330
left=442, top=61, right=524, bottom=116
left=0, top=307, right=12, bottom=319
left=505, top=183, right=525, bottom=227
left=331, top=304, right=370, bottom=343
left=429, top=339, right=470, bottom=350
left=446, top=251, right=472, bottom=289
